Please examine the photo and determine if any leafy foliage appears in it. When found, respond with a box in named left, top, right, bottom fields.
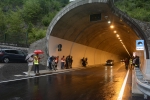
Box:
left=115, top=0, right=150, bottom=21
left=1, top=0, right=149, bottom=46
left=0, top=0, right=69, bottom=46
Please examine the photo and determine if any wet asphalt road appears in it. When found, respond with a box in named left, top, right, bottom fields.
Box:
left=0, top=63, right=46, bottom=82
left=0, top=63, right=149, bottom=100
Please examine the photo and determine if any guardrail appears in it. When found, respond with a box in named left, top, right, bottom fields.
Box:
left=0, top=42, right=29, bottom=48
left=134, top=68, right=150, bottom=99
left=0, top=45, right=28, bottom=53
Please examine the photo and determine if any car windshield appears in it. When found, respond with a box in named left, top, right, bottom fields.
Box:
left=107, top=60, right=112, bottom=62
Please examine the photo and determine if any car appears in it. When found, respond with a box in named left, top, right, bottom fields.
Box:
left=0, top=49, right=27, bottom=63
left=106, top=60, right=114, bottom=66
left=120, top=59, right=125, bottom=62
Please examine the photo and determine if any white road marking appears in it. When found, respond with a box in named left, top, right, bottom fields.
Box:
left=14, top=75, right=24, bottom=77
left=117, top=69, right=129, bottom=100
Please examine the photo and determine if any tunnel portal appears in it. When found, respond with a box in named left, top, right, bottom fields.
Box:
left=46, top=0, right=147, bottom=67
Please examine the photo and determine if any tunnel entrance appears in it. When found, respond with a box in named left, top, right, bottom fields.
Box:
left=46, top=0, right=148, bottom=67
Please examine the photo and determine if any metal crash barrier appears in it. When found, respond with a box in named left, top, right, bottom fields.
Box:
left=134, top=68, right=150, bottom=99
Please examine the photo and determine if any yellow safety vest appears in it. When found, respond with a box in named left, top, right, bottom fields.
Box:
left=130, top=59, right=132, bottom=64
left=34, top=56, right=39, bottom=65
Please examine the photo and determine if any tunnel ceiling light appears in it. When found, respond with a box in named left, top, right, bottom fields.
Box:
left=110, top=25, right=114, bottom=29
left=108, top=21, right=111, bottom=24
left=118, top=40, right=131, bottom=57
left=115, top=33, right=131, bottom=57
left=116, top=34, right=119, bottom=37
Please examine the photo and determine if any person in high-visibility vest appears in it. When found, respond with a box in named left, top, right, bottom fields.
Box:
left=34, top=54, right=41, bottom=74
left=130, top=58, right=133, bottom=69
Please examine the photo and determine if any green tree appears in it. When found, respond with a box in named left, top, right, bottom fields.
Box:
left=115, top=0, right=150, bottom=21
left=42, top=11, right=57, bottom=27
left=6, top=9, right=26, bottom=44
left=0, top=8, right=6, bottom=34
left=0, top=0, right=70, bottom=45
left=22, top=0, right=42, bottom=24
left=0, top=8, right=6, bottom=42
left=28, top=27, right=46, bottom=44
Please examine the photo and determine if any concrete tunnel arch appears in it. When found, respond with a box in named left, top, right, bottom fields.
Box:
left=45, top=0, right=149, bottom=68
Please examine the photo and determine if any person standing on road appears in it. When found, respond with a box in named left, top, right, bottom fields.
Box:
left=70, top=56, right=73, bottom=68
left=124, top=58, right=129, bottom=70
left=27, top=55, right=34, bottom=76
left=55, top=56, right=59, bottom=70
left=129, top=58, right=133, bottom=69
left=81, top=57, right=86, bottom=67
left=135, top=56, right=140, bottom=68
left=61, top=56, right=65, bottom=69
left=48, top=56, right=53, bottom=70
left=34, top=54, right=41, bottom=75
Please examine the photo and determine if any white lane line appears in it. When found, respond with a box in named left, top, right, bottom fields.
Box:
left=14, top=75, right=24, bottom=77
left=117, top=69, right=129, bottom=100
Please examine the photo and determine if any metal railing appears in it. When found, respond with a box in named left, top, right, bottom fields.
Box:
left=134, top=68, right=150, bottom=99
left=0, top=42, right=29, bottom=48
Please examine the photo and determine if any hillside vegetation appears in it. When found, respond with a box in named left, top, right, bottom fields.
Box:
left=0, top=0, right=149, bottom=46
left=0, top=0, right=69, bottom=46
left=115, top=0, right=150, bottom=22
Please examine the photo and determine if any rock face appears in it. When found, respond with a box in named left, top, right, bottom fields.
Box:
left=28, top=37, right=48, bottom=67
left=134, top=19, right=150, bottom=40
left=133, top=19, right=150, bottom=51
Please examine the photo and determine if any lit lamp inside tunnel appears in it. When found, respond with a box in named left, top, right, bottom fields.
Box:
left=108, top=20, right=111, bottom=24
left=116, top=34, right=119, bottom=37
left=114, top=30, right=117, bottom=33
left=110, top=25, right=114, bottom=29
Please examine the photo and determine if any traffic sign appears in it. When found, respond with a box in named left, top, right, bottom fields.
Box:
left=136, top=40, right=144, bottom=50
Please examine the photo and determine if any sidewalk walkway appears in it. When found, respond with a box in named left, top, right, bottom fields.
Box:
left=22, top=66, right=95, bottom=76
left=0, top=63, right=98, bottom=83
left=23, top=67, right=84, bottom=76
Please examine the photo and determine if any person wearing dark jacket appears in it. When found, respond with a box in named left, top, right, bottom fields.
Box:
left=124, top=58, right=129, bottom=70
left=135, top=56, right=140, bottom=68
left=48, top=56, right=54, bottom=70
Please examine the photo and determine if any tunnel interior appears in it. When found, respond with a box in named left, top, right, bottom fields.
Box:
left=50, top=2, right=138, bottom=58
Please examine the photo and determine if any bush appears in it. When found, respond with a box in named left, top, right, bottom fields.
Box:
left=115, top=0, right=150, bottom=22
